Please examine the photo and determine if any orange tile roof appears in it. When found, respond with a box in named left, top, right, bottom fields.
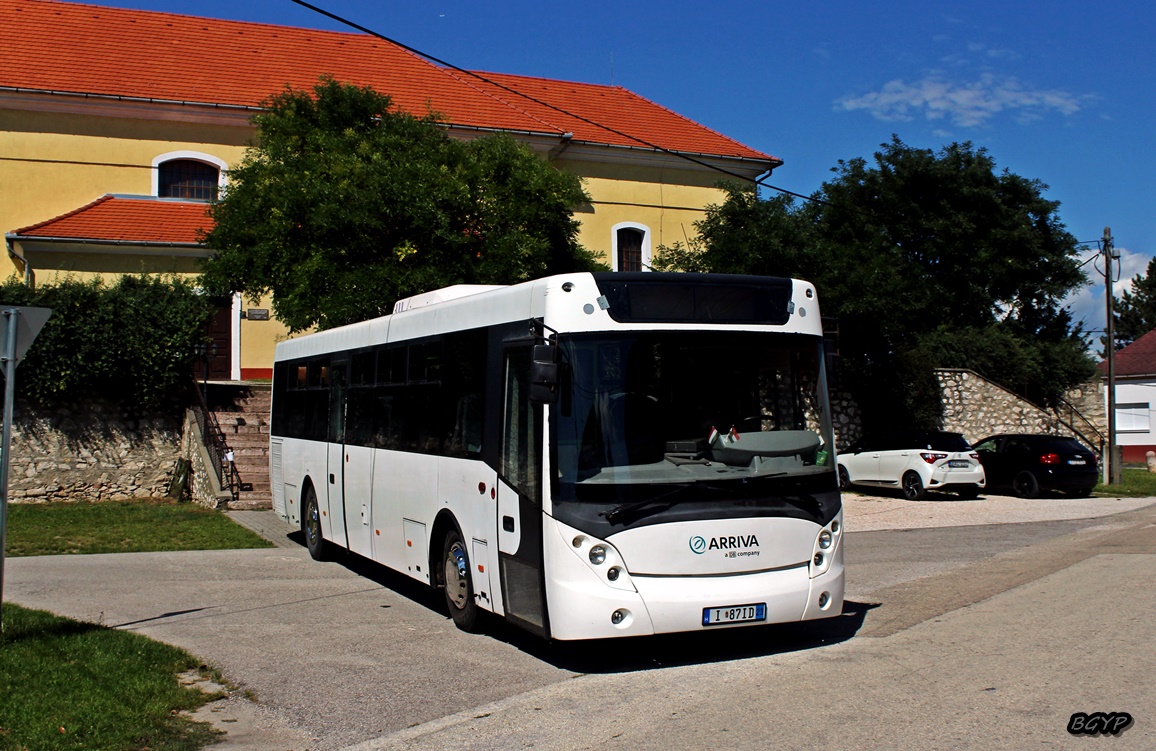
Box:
left=0, top=0, right=777, bottom=164
left=460, top=71, right=775, bottom=162
left=11, top=195, right=212, bottom=244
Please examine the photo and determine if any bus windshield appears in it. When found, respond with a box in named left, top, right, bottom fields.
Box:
left=552, top=331, right=835, bottom=492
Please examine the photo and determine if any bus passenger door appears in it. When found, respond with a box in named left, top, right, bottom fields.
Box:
left=497, top=346, right=548, bottom=637
left=325, top=360, right=349, bottom=549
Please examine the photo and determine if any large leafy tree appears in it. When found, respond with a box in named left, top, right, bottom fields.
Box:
left=202, top=78, right=604, bottom=331
left=655, top=137, right=1096, bottom=428
left=1112, top=257, right=1156, bottom=348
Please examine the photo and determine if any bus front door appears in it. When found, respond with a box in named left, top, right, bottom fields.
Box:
left=497, top=346, right=548, bottom=636
left=325, top=360, right=349, bottom=549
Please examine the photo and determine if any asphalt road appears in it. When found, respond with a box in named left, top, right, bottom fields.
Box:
left=7, top=492, right=1155, bottom=750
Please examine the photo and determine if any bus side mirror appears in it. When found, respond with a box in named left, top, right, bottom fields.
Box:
left=530, top=344, right=561, bottom=403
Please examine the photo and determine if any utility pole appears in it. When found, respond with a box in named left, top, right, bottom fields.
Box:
left=1103, top=226, right=1121, bottom=485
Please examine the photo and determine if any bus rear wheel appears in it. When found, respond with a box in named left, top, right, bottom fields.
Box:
left=442, top=529, right=479, bottom=632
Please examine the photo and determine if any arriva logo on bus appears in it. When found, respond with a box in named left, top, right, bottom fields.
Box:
left=689, top=535, right=760, bottom=554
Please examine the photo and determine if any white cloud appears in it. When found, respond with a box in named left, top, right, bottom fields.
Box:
left=837, top=73, right=1086, bottom=128
left=1063, top=246, right=1151, bottom=347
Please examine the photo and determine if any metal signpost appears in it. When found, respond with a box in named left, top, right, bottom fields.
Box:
left=0, top=306, right=52, bottom=632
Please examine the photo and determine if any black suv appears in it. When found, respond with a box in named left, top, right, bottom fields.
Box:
left=972, top=434, right=1098, bottom=498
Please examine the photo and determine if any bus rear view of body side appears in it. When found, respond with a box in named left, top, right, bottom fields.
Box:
left=269, top=273, right=844, bottom=640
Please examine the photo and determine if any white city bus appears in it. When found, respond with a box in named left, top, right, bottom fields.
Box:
left=270, top=273, right=844, bottom=640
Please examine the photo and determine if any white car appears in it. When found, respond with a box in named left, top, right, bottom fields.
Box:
left=837, top=430, right=985, bottom=500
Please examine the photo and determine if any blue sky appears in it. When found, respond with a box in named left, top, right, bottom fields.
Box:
left=95, top=0, right=1154, bottom=339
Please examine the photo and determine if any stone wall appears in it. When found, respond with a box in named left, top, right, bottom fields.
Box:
left=179, top=408, right=232, bottom=509
left=829, top=389, right=863, bottom=451
left=937, top=369, right=1105, bottom=451
left=7, top=400, right=182, bottom=503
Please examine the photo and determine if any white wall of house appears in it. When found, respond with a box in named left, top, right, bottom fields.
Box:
left=1110, top=379, right=1156, bottom=460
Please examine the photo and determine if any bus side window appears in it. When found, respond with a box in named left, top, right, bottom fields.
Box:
left=502, top=348, right=542, bottom=504
left=444, top=329, right=487, bottom=458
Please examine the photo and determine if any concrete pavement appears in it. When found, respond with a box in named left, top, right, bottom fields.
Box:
left=6, top=492, right=1154, bottom=750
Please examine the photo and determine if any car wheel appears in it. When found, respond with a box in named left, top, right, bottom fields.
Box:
left=902, top=471, right=926, bottom=501
left=303, top=486, right=328, bottom=561
left=1013, top=471, right=1041, bottom=499
left=838, top=465, right=851, bottom=490
left=442, top=529, right=479, bottom=632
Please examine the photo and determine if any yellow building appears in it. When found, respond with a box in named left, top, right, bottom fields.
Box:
left=1, top=0, right=779, bottom=379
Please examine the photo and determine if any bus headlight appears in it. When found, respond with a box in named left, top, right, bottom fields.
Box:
left=555, top=520, right=636, bottom=592
left=810, top=511, right=843, bottom=579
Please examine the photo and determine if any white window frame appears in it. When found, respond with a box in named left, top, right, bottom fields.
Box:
left=611, top=222, right=651, bottom=272
left=1115, top=402, right=1151, bottom=433
left=152, top=151, right=228, bottom=197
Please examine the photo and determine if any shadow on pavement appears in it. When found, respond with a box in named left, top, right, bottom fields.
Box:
left=496, top=599, right=876, bottom=674
left=288, top=529, right=875, bottom=674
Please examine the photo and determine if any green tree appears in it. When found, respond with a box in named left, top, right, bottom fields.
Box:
left=655, top=137, right=1095, bottom=429
left=202, top=78, right=604, bottom=332
left=1112, top=257, right=1156, bottom=348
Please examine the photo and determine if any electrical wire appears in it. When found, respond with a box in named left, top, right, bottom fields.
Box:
left=288, top=0, right=831, bottom=207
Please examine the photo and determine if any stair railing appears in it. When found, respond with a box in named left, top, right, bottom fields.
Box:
left=190, top=381, right=237, bottom=503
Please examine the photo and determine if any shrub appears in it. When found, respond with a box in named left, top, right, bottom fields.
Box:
left=0, top=275, right=212, bottom=409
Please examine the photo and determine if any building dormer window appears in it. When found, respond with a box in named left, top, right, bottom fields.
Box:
left=152, top=151, right=228, bottom=201
left=158, top=159, right=220, bottom=200
left=613, top=224, right=650, bottom=272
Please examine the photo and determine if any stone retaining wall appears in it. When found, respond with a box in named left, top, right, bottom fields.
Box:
left=179, top=408, right=232, bottom=509
left=7, top=401, right=182, bottom=503
left=830, top=389, right=863, bottom=451
left=938, top=369, right=1105, bottom=450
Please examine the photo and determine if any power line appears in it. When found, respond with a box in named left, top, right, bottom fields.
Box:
left=288, top=0, right=831, bottom=207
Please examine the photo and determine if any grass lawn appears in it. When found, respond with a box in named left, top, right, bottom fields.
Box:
left=0, top=499, right=274, bottom=750
left=5, top=498, right=273, bottom=557
left=0, top=603, right=222, bottom=751
left=1095, top=466, right=1156, bottom=497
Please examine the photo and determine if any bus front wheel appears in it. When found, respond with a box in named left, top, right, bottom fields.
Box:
left=442, top=529, right=479, bottom=632
left=303, top=487, right=328, bottom=561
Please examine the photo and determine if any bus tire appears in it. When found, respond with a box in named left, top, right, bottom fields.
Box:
left=303, top=486, right=328, bottom=561
left=838, top=465, right=850, bottom=490
left=442, top=529, right=479, bottom=632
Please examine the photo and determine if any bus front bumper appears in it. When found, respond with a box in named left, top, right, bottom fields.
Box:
left=545, top=558, right=845, bottom=641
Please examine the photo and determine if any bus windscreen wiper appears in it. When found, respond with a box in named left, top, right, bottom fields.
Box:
left=599, top=484, right=693, bottom=524
left=597, top=475, right=786, bottom=524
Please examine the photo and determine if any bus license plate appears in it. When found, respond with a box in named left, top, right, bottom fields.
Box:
left=703, top=603, right=767, bottom=626
left=948, top=460, right=969, bottom=468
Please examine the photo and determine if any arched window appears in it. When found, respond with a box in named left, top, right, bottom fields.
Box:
left=613, top=224, right=650, bottom=272
left=158, top=159, right=220, bottom=200
left=152, top=151, right=227, bottom=201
